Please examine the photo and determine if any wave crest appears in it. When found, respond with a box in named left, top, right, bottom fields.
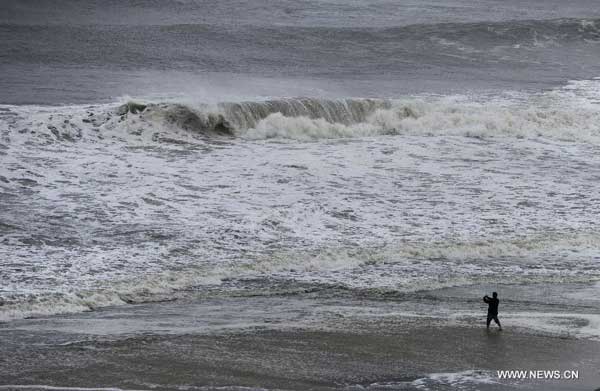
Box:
left=139, top=98, right=389, bottom=137
left=3, top=79, right=600, bottom=144
left=134, top=91, right=600, bottom=142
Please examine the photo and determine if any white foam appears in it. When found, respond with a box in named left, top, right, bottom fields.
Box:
left=0, top=269, right=225, bottom=322
left=2, top=79, right=600, bottom=322
left=3, top=78, right=600, bottom=144
left=412, top=370, right=500, bottom=390
left=2, top=219, right=600, bottom=322
left=242, top=92, right=600, bottom=142
left=505, top=312, right=600, bottom=341
left=409, top=309, right=600, bottom=341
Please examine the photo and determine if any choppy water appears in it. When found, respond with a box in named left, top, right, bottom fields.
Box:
left=1, top=0, right=600, bottom=345
left=3, top=0, right=600, bottom=103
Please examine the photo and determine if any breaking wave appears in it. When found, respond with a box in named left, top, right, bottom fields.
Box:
left=2, top=77, right=600, bottom=144
left=239, top=97, right=600, bottom=141
left=147, top=98, right=390, bottom=137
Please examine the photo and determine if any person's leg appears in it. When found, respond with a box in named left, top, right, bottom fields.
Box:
left=494, top=316, right=502, bottom=330
left=486, top=315, right=492, bottom=329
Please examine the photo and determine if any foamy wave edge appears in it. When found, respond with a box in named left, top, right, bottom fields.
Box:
left=2, top=231, right=600, bottom=323
left=2, top=79, right=600, bottom=144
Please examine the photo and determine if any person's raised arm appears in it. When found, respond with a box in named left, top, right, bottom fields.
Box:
left=483, top=295, right=489, bottom=303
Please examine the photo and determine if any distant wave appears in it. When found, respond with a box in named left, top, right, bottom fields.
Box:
left=3, top=17, right=600, bottom=77
left=7, top=17, right=598, bottom=47
left=381, top=17, right=600, bottom=47
left=154, top=17, right=600, bottom=50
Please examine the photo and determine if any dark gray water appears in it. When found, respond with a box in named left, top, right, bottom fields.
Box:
left=3, top=0, right=600, bottom=104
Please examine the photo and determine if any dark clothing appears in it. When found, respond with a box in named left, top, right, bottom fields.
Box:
left=483, top=295, right=501, bottom=329
left=487, top=313, right=500, bottom=327
left=484, top=296, right=499, bottom=315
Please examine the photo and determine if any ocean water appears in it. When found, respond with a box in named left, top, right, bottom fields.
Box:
left=1, top=1, right=600, bottom=387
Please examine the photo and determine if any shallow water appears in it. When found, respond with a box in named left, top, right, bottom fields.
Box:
left=1, top=282, right=599, bottom=390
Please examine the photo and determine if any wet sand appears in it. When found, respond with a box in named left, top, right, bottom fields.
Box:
left=1, top=316, right=599, bottom=391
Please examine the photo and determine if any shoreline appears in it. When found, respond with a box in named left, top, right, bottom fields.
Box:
left=1, top=291, right=599, bottom=391
left=2, top=326, right=598, bottom=390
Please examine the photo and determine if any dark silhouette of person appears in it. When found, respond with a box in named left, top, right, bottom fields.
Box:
left=483, top=292, right=502, bottom=330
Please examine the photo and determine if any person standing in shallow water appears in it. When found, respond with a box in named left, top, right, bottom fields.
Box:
left=483, top=292, right=502, bottom=331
